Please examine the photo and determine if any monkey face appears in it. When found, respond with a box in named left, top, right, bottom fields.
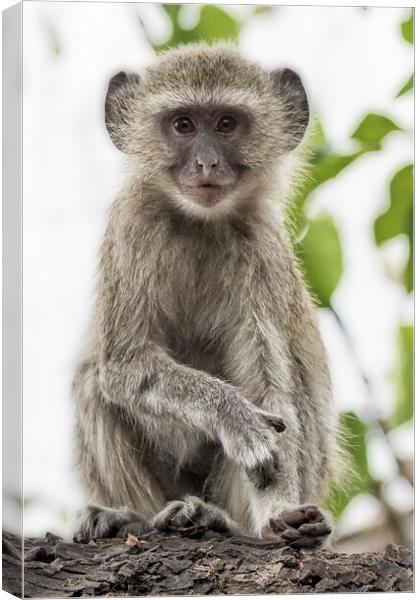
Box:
left=104, top=43, right=309, bottom=218
left=157, top=105, right=252, bottom=208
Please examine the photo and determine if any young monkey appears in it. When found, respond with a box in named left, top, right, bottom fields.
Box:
left=73, top=43, right=339, bottom=548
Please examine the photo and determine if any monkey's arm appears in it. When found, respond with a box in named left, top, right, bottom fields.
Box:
left=94, top=340, right=283, bottom=487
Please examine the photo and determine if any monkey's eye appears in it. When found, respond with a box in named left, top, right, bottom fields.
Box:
left=173, top=116, right=195, bottom=134
left=216, top=115, right=237, bottom=134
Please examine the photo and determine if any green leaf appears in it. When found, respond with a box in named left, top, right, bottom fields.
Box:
left=153, top=5, right=240, bottom=51
left=286, top=113, right=399, bottom=239
left=253, top=6, right=273, bottom=15
left=162, top=3, right=182, bottom=21
left=324, top=411, right=372, bottom=518
left=297, top=216, right=343, bottom=308
left=375, top=165, right=413, bottom=243
left=193, top=5, right=240, bottom=44
left=401, top=11, right=413, bottom=45
left=286, top=148, right=364, bottom=238
left=374, top=165, right=413, bottom=291
left=351, top=113, right=401, bottom=150
left=405, top=240, right=413, bottom=292
left=391, top=325, right=414, bottom=428
left=396, top=73, right=414, bottom=98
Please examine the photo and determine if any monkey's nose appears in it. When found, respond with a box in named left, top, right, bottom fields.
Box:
left=196, top=157, right=218, bottom=178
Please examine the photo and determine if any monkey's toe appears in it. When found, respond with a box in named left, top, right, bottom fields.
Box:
left=269, top=504, right=332, bottom=549
left=152, top=497, right=235, bottom=533
left=116, top=520, right=152, bottom=538
left=74, top=505, right=144, bottom=543
left=151, top=500, right=185, bottom=531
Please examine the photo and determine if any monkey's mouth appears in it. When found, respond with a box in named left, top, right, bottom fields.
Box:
left=181, top=183, right=233, bottom=207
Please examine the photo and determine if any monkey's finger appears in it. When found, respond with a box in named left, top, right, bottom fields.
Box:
left=281, top=508, right=306, bottom=528
left=117, top=521, right=152, bottom=538
left=172, top=513, right=194, bottom=528
left=298, top=522, right=332, bottom=537
left=269, top=517, right=288, bottom=532
left=261, top=525, right=278, bottom=540
left=152, top=501, right=185, bottom=530
left=304, top=506, right=322, bottom=521
left=258, top=411, right=286, bottom=433
left=281, top=528, right=301, bottom=541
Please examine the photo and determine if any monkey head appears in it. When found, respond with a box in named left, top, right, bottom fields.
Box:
left=105, top=43, right=309, bottom=219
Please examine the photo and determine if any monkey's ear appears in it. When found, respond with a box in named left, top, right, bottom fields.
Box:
left=270, top=68, right=309, bottom=152
left=105, top=71, right=141, bottom=152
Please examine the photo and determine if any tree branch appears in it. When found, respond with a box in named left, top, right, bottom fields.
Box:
left=2, top=529, right=413, bottom=597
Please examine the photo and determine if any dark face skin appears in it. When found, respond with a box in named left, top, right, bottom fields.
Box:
left=159, top=106, right=251, bottom=207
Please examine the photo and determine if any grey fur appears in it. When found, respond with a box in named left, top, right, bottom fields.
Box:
left=73, top=42, right=339, bottom=545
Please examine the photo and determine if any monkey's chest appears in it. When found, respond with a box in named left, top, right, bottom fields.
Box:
left=163, top=317, right=227, bottom=380
left=158, top=248, right=236, bottom=375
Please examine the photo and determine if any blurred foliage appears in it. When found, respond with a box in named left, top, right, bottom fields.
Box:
left=289, top=113, right=401, bottom=309
left=145, top=4, right=240, bottom=52
left=253, top=6, right=273, bottom=16
left=396, top=10, right=413, bottom=99
left=351, top=113, right=401, bottom=150
left=400, top=11, right=413, bottom=45
left=299, top=216, right=343, bottom=309
left=396, top=73, right=413, bottom=98
left=391, top=325, right=414, bottom=429
left=374, top=164, right=413, bottom=292
left=325, top=411, right=371, bottom=518
left=141, top=5, right=413, bottom=528
left=9, top=493, right=35, bottom=509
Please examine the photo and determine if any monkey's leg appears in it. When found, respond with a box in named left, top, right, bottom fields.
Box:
left=220, top=285, right=334, bottom=546
left=151, top=495, right=242, bottom=534
left=210, top=392, right=333, bottom=546
left=210, top=453, right=333, bottom=547
left=73, top=367, right=168, bottom=542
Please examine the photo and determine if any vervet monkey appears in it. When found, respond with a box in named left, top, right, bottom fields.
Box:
left=73, top=43, right=339, bottom=547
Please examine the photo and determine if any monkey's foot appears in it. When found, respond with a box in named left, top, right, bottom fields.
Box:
left=152, top=496, right=240, bottom=534
left=268, top=504, right=332, bottom=548
left=73, top=505, right=150, bottom=542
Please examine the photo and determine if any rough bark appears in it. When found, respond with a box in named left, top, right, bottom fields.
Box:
left=2, top=528, right=413, bottom=597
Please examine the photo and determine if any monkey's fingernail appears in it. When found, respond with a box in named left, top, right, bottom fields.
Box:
left=274, top=419, right=286, bottom=432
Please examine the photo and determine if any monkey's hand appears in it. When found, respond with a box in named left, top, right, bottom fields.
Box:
left=219, top=398, right=285, bottom=491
